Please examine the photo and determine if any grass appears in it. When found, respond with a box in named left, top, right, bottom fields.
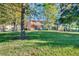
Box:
left=0, top=31, right=79, bottom=56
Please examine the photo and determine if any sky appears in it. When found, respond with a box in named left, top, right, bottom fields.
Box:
left=27, top=3, right=65, bottom=21
left=27, top=3, right=46, bottom=21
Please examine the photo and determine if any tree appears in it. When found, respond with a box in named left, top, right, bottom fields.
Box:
left=43, top=3, right=58, bottom=30
left=0, top=4, right=21, bottom=32
left=20, top=3, right=26, bottom=39
left=58, top=3, right=79, bottom=31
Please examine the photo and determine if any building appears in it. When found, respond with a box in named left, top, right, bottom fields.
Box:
left=26, top=20, right=43, bottom=30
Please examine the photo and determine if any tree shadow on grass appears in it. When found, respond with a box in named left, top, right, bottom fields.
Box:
left=0, top=31, right=79, bottom=48
left=0, top=32, right=21, bottom=42
left=27, top=31, right=79, bottom=48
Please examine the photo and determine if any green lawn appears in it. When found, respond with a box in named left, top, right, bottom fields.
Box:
left=0, top=31, right=79, bottom=56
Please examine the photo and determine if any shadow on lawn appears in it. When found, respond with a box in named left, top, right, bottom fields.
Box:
left=27, top=31, right=79, bottom=48
left=0, top=31, right=79, bottom=48
left=0, top=32, right=20, bottom=42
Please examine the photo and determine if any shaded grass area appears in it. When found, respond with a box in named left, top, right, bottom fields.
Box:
left=0, top=32, right=20, bottom=42
left=0, top=31, right=79, bottom=56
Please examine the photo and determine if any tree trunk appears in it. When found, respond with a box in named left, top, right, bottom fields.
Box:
left=13, top=20, right=17, bottom=32
left=21, top=3, right=26, bottom=39
left=2, top=24, right=5, bottom=32
left=56, top=19, right=60, bottom=31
